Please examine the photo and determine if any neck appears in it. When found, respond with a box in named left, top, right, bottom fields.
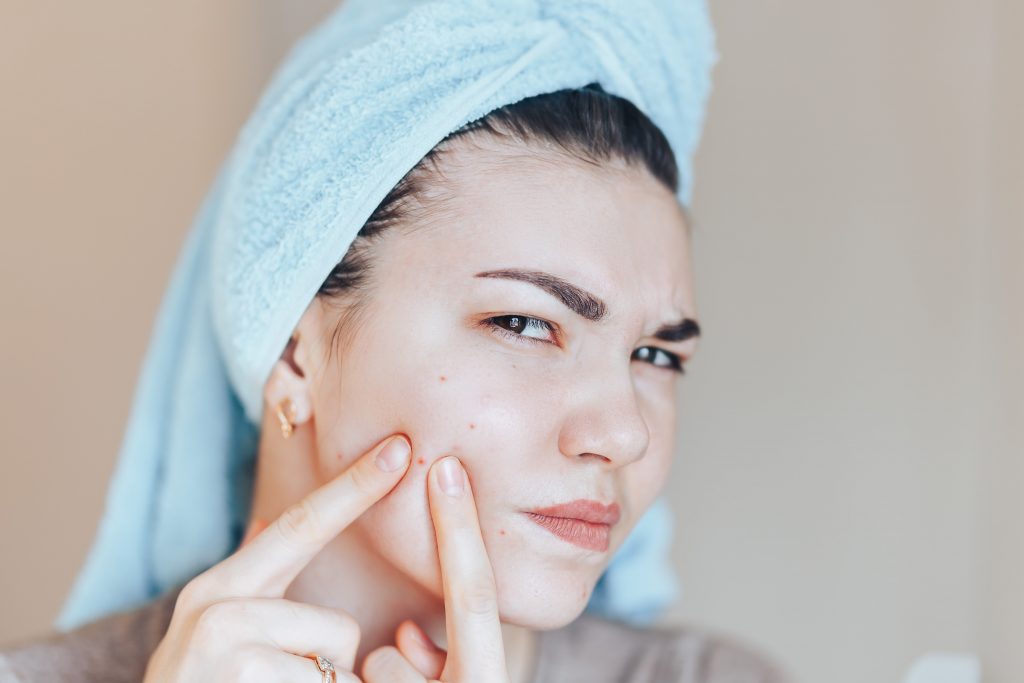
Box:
left=249, top=425, right=538, bottom=681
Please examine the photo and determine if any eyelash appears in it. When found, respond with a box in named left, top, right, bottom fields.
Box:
left=482, top=314, right=686, bottom=375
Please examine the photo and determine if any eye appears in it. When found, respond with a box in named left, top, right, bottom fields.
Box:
left=632, top=346, right=686, bottom=375
left=483, top=314, right=558, bottom=344
left=484, top=314, right=685, bottom=375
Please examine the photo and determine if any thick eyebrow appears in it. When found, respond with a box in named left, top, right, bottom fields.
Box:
left=473, top=267, right=701, bottom=342
left=475, top=268, right=607, bottom=321
left=653, top=318, right=701, bottom=343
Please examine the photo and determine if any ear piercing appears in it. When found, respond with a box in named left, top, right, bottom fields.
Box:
left=275, top=398, right=297, bottom=439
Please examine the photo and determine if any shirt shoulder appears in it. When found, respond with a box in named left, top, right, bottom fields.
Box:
left=530, top=612, right=790, bottom=683
left=0, top=585, right=184, bottom=683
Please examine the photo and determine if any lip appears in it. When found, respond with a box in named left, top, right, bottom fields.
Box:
left=523, top=499, right=621, bottom=552
left=528, top=500, right=622, bottom=525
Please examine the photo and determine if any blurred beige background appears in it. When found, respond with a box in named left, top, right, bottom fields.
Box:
left=0, top=2, right=1020, bottom=682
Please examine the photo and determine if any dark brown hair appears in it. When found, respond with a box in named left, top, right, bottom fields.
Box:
left=315, top=81, right=680, bottom=354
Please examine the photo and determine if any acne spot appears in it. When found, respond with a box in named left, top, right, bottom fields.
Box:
left=499, top=529, right=506, bottom=535
left=417, top=457, right=426, bottom=465
left=439, top=375, right=447, bottom=382
left=468, top=423, right=475, bottom=429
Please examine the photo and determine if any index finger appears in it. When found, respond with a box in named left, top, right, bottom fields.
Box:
left=210, top=433, right=412, bottom=597
left=427, top=455, right=509, bottom=681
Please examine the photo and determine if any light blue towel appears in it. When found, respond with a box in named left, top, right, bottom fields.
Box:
left=55, top=0, right=715, bottom=632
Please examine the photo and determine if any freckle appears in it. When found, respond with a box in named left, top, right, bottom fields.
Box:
left=499, top=529, right=506, bottom=535
left=439, top=375, right=446, bottom=382
left=417, top=457, right=425, bottom=465
left=468, top=423, right=475, bottom=429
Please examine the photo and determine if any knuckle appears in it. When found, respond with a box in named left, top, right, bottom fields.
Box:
left=177, top=573, right=215, bottom=610
left=457, top=578, right=499, bottom=616
left=193, top=600, right=237, bottom=638
left=175, top=581, right=201, bottom=612
left=347, top=457, right=381, bottom=496
left=332, top=609, right=361, bottom=646
left=277, top=498, right=323, bottom=546
left=227, top=645, right=269, bottom=680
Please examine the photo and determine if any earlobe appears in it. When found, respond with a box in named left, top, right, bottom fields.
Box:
left=274, top=397, right=298, bottom=438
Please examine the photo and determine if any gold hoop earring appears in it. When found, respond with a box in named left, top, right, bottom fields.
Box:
left=275, top=398, right=297, bottom=439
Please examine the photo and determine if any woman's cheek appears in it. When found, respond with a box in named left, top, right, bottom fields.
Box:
left=353, top=461, right=444, bottom=586
left=335, top=348, right=559, bottom=582
left=632, top=390, right=677, bottom=495
left=349, top=428, right=522, bottom=600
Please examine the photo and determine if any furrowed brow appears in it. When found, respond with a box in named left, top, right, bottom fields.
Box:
left=474, top=268, right=607, bottom=322
left=652, top=318, right=701, bottom=343
left=474, top=268, right=701, bottom=341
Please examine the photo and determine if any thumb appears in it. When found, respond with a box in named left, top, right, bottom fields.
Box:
left=395, top=619, right=446, bottom=679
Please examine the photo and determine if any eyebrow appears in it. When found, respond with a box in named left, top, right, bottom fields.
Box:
left=473, top=268, right=701, bottom=343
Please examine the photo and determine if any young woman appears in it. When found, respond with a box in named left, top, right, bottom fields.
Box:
left=1, top=2, right=787, bottom=681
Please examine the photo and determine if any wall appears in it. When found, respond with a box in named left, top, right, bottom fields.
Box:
left=0, top=0, right=259, bottom=642
left=666, top=1, right=1002, bottom=681
left=978, top=0, right=1024, bottom=679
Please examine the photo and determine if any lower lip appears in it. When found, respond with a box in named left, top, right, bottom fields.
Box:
left=523, top=512, right=612, bottom=552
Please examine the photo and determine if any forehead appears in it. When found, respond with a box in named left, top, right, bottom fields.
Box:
left=404, top=141, right=696, bottom=320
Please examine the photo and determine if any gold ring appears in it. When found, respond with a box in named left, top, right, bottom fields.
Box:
left=309, top=654, right=335, bottom=683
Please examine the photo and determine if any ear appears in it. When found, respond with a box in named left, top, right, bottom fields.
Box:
left=262, top=299, right=329, bottom=430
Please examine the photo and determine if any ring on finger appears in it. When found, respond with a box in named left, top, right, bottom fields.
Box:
left=308, top=653, right=336, bottom=683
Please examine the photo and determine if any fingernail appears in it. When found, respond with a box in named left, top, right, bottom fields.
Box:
left=376, top=435, right=411, bottom=472
left=437, top=456, right=465, bottom=497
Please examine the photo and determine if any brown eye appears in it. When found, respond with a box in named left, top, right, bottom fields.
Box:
left=632, top=346, right=685, bottom=374
left=484, top=315, right=557, bottom=344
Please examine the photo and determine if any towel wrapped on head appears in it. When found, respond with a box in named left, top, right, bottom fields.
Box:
left=56, top=0, right=717, bottom=632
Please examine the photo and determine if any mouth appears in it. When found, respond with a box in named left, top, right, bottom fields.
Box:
left=522, top=499, right=621, bottom=552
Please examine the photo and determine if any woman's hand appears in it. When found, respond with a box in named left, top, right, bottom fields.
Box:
left=359, top=455, right=512, bottom=683
left=141, top=433, right=414, bottom=683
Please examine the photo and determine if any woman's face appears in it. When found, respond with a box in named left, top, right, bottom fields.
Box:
left=302, top=141, right=699, bottom=629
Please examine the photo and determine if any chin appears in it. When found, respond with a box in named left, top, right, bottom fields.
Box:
left=490, top=560, right=600, bottom=630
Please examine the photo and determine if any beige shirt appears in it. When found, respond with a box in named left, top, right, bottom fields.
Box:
left=0, top=586, right=789, bottom=682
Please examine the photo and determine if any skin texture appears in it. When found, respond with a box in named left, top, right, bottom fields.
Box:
left=251, top=136, right=700, bottom=678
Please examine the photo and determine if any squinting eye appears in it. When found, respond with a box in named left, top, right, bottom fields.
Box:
left=485, top=315, right=686, bottom=375
left=632, top=346, right=685, bottom=375
left=484, top=315, right=557, bottom=344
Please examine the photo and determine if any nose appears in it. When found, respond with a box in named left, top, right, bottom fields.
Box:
left=557, top=361, right=651, bottom=467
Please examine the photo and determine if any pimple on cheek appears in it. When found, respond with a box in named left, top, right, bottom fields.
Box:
left=439, top=375, right=446, bottom=382
left=468, top=422, right=475, bottom=429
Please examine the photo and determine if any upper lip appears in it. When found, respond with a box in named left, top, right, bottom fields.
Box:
left=526, top=499, right=621, bottom=526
